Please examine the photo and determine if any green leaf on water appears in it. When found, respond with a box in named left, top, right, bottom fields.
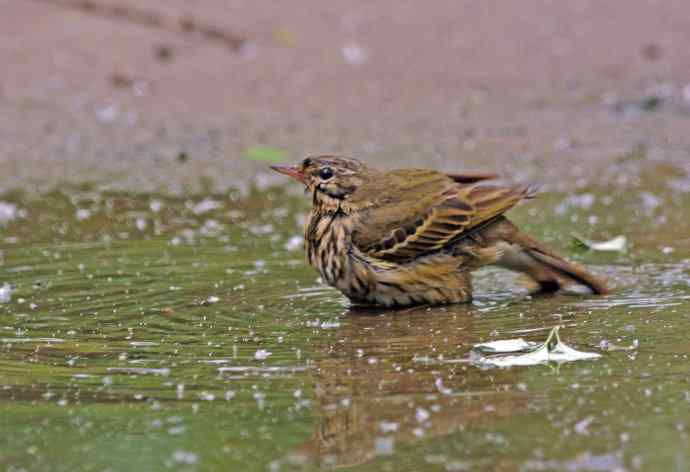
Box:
left=244, top=146, right=288, bottom=163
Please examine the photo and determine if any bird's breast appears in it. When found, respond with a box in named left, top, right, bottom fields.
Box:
left=306, top=213, right=350, bottom=284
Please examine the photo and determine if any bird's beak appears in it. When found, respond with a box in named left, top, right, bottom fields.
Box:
left=270, top=164, right=306, bottom=184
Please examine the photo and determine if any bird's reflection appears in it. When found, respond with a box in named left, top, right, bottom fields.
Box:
left=291, top=303, right=528, bottom=468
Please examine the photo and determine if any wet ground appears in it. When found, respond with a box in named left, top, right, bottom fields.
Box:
left=1, top=162, right=689, bottom=471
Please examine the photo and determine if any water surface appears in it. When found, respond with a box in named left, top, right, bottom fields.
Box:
left=1, top=181, right=689, bottom=471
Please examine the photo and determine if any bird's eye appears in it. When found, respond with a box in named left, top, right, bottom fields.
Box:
left=319, top=167, right=334, bottom=180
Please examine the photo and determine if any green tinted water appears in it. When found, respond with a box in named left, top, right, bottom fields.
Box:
left=0, top=178, right=689, bottom=471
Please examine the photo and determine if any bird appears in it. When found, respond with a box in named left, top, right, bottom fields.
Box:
left=271, top=156, right=608, bottom=308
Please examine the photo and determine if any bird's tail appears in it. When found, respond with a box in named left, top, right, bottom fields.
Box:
left=484, top=218, right=609, bottom=294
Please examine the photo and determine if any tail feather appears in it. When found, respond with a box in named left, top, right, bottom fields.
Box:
left=523, top=247, right=609, bottom=294
left=482, top=217, right=609, bottom=295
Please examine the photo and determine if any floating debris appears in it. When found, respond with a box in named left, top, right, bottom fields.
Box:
left=0, top=283, right=13, bottom=303
left=191, top=198, right=223, bottom=215
left=472, top=326, right=602, bottom=368
left=201, top=296, right=220, bottom=306
left=0, top=202, right=20, bottom=225
left=284, top=235, right=303, bottom=251
left=254, top=349, right=272, bottom=361
left=473, top=338, right=536, bottom=353
left=572, top=234, right=627, bottom=252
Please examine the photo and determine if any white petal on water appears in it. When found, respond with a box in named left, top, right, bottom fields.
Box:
left=254, top=349, right=272, bottom=360
left=472, top=338, right=537, bottom=353
left=572, top=234, right=627, bottom=252
left=192, top=198, right=222, bottom=215
left=574, top=415, right=595, bottom=435
left=472, top=326, right=602, bottom=368
left=0, top=202, right=19, bottom=225
left=0, top=283, right=13, bottom=303
left=415, top=407, right=430, bottom=423
left=76, top=209, right=92, bottom=220
left=434, top=378, right=453, bottom=395
left=170, top=450, right=199, bottom=465
left=284, top=235, right=304, bottom=251
left=202, top=296, right=220, bottom=306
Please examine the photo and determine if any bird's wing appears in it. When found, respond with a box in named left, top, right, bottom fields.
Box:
left=350, top=169, right=532, bottom=261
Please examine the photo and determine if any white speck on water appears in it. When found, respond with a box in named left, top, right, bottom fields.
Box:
left=203, top=296, right=220, bottom=305
left=416, top=407, right=430, bottom=423
left=225, top=390, right=236, bottom=401
left=435, top=378, right=453, bottom=395
left=374, top=436, right=394, bottom=456
left=249, top=223, right=273, bottom=236
left=253, top=391, right=266, bottom=410
left=379, top=421, right=399, bottom=433
left=198, top=391, right=215, bottom=401
left=176, top=384, right=185, bottom=399
left=254, top=349, right=272, bottom=360
left=639, top=191, right=662, bottom=212
left=171, top=450, right=199, bottom=465
left=168, top=426, right=186, bottom=435
left=0, top=284, right=14, bottom=303
left=413, top=427, right=425, bottom=437
left=341, top=41, right=368, bottom=65
left=149, top=199, right=163, bottom=212
left=135, top=218, right=147, bottom=231
left=192, top=198, right=222, bottom=215
left=0, top=202, right=19, bottom=225
left=574, top=416, right=595, bottom=435
left=284, top=235, right=304, bottom=251
left=76, top=209, right=92, bottom=220
left=293, top=389, right=302, bottom=398
left=320, top=321, right=341, bottom=329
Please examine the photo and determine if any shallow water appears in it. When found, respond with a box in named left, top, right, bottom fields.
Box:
left=1, top=182, right=689, bottom=472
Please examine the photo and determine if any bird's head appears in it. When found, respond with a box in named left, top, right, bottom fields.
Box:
left=271, top=156, right=370, bottom=201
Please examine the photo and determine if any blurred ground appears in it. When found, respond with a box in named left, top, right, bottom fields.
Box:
left=1, top=0, right=690, bottom=193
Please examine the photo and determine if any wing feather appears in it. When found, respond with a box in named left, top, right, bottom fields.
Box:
left=352, top=172, right=533, bottom=261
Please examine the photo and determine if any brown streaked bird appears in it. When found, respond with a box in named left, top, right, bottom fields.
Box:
left=271, top=156, right=608, bottom=308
